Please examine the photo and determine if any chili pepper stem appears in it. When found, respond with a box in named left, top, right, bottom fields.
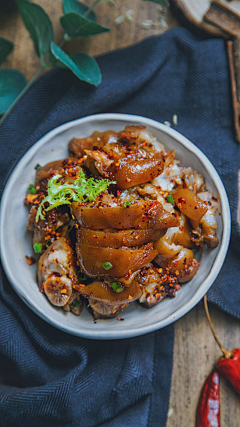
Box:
left=204, top=294, right=232, bottom=359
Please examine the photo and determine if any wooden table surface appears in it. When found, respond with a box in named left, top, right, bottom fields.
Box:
left=1, top=1, right=239, bottom=425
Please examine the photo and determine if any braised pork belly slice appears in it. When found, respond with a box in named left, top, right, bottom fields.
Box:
left=76, top=242, right=158, bottom=278
left=72, top=200, right=178, bottom=230
left=77, top=228, right=166, bottom=248
left=69, top=130, right=118, bottom=158
left=75, top=280, right=142, bottom=305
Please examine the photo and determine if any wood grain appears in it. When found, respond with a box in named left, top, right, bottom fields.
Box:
left=0, top=1, right=239, bottom=425
left=204, top=0, right=240, bottom=38
left=227, top=41, right=240, bottom=143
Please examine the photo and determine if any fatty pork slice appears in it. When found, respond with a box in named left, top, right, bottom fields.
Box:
left=38, top=237, right=77, bottom=307
left=77, top=227, right=166, bottom=248
left=69, top=125, right=165, bottom=160
left=76, top=240, right=158, bottom=278
left=69, top=130, right=118, bottom=158
left=75, top=280, right=142, bottom=305
left=72, top=200, right=178, bottom=230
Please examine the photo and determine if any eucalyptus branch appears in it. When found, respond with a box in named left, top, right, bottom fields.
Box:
left=0, top=0, right=108, bottom=127
left=84, top=0, right=101, bottom=17
left=0, top=66, right=44, bottom=126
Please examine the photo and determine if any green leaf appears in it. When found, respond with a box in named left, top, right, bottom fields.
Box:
left=0, top=37, right=13, bottom=66
left=62, top=0, right=96, bottom=22
left=60, top=12, right=110, bottom=38
left=143, top=0, right=169, bottom=6
left=17, top=0, right=54, bottom=66
left=36, top=167, right=113, bottom=221
left=71, top=52, right=101, bottom=85
left=0, top=69, right=27, bottom=115
left=50, top=42, right=101, bottom=86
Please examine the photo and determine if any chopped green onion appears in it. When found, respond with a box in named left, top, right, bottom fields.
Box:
left=122, top=200, right=135, bottom=208
left=33, top=242, right=42, bottom=253
left=77, top=272, right=88, bottom=281
left=167, top=194, right=175, bottom=205
left=102, top=262, right=113, bottom=270
left=45, top=240, right=51, bottom=249
left=34, top=164, right=41, bottom=170
left=71, top=300, right=80, bottom=307
left=110, top=282, right=124, bottom=293
left=27, top=184, right=37, bottom=194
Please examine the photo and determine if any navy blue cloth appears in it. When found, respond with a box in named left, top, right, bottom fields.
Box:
left=0, top=27, right=239, bottom=426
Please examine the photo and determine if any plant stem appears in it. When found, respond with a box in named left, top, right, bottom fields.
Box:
left=0, top=0, right=101, bottom=127
left=84, top=0, right=101, bottom=17
left=0, top=66, right=44, bottom=127
left=204, top=294, right=232, bottom=359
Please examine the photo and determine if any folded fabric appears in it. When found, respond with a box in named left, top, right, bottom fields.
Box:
left=0, top=27, right=239, bottom=427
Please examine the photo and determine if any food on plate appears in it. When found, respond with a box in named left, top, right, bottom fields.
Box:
left=25, top=124, right=220, bottom=319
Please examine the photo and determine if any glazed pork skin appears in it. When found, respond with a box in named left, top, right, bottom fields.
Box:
left=72, top=200, right=178, bottom=230
left=77, top=227, right=166, bottom=248
left=76, top=241, right=158, bottom=278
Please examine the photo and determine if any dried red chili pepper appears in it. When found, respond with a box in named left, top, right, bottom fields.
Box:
left=216, top=349, right=240, bottom=394
left=204, top=295, right=240, bottom=395
left=196, top=368, right=220, bottom=427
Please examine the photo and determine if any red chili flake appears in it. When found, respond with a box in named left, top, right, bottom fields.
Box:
left=179, top=226, right=183, bottom=231
left=25, top=255, right=36, bottom=265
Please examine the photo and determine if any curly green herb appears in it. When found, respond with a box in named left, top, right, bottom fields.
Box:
left=36, top=169, right=115, bottom=222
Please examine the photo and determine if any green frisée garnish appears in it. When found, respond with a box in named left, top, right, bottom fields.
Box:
left=36, top=169, right=115, bottom=222
left=33, top=242, right=42, bottom=253
left=110, top=282, right=124, bottom=293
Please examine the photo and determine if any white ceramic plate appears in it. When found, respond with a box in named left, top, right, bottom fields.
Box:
left=0, top=113, right=231, bottom=339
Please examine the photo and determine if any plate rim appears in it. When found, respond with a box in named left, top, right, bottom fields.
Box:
left=0, top=113, right=231, bottom=339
